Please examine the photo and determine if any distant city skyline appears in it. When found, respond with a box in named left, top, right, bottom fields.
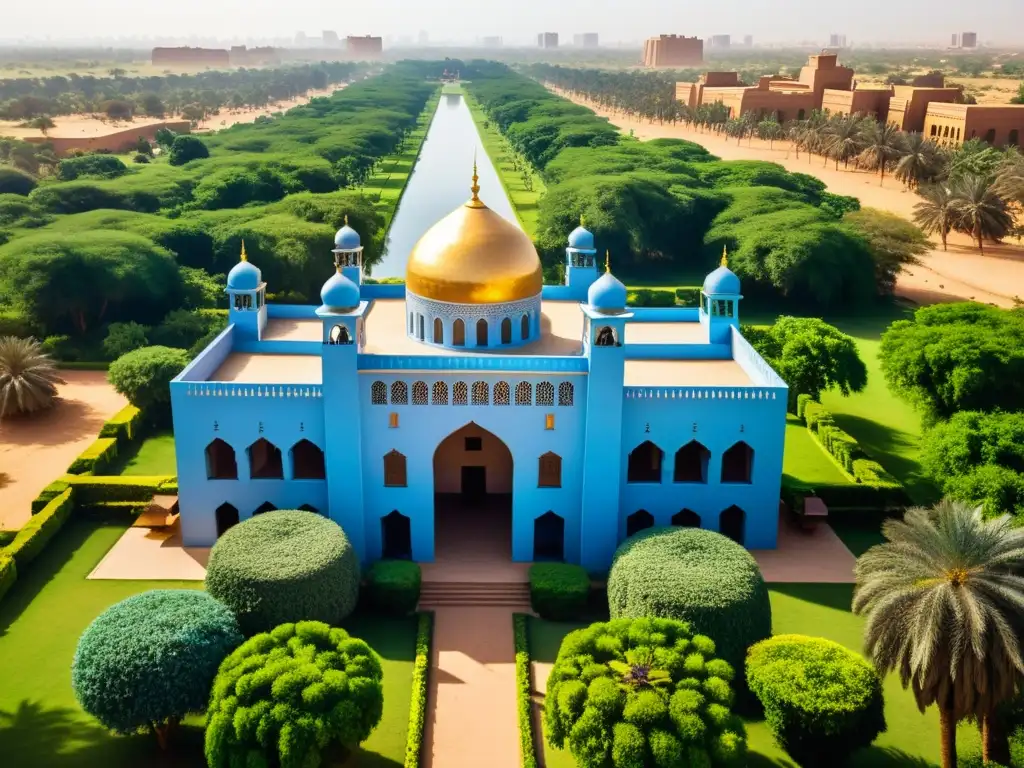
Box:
left=1, top=0, right=1020, bottom=47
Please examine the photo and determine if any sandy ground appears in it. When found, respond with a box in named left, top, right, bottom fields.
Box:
left=0, top=371, right=126, bottom=530
left=0, top=85, right=345, bottom=140
left=553, top=88, right=1024, bottom=307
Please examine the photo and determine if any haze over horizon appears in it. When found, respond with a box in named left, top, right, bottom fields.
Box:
left=2, top=0, right=1021, bottom=47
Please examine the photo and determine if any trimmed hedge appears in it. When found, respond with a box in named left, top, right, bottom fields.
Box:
left=404, top=612, right=433, bottom=768
left=627, top=288, right=677, bottom=307
left=0, top=554, right=16, bottom=602
left=6, top=488, right=74, bottom=569
left=675, top=287, right=702, bottom=306
left=781, top=479, right=908, bottom=515
left=545, top=617, right=747, bottom=767
left=607, top=527, right=771, bottom=676
left=747, top=635, right=886, bottom=766
left=99, top=404, right=144, bottom=445
left=31, top=479, right=70, bottom=513
left=205, top=511, right=360, bottom=635
left=365, top=560, right=421, bottom=615
left=514, top=613, right=538, bottom=768
left=205, top=621, right=384, bottom=768
left=67, top=437, right=119, bottom=475
left=528, top=562, right=589, bottom=621
left=72, top=590, right=243, bottom=738
left=62, top=474, right=176, bottom=504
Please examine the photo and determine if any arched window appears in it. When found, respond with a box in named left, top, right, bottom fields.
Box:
left=408, top=313, right=414, bottom=334
left=627, top=441, right=663, bottom=483
left=533, top=512, right=564, bottom=561
left=501, top=317, right=512, bottom=344
left=453, top=381, right=468, bottom=405
left=215, top=502, right=239, bottom=537
left=595, top=326, right=616, bottom=346
left=371, top=380, right=387, bottom=405
left=494, top=381, right=510, bottom=405
left=253, top=501, right=277, bottom=515
left=536, top=382, right=554, bottom=406
left=557, top=381, right=574, bottom=407
left=391, top=381, right=408, bottom=405
left=797, top=108, right=806, bottom=120
left=329, top=325, right=351, bottom=344
left=985, top=128, right=996, bottom=144
left=515, top=381, right=532, bottom=406
left=412, top=381, right=429, bottom=405
left=298, top=504, right=320, bottom=515
left=248, top=438, right=283, bottom=479
left=384, top=450, right=407, bottom=487
left=674, top=441, right=710, bottom=483
left=472, top=381, right=489, bottom=405
left=521, top=313, right=530, bottom=340
left=1011, top=129, right=1020, bottom=147
left=720, top=506, right=745, bottom=544
left=453, top=318, right=465, bottom=346
left=205, top=438, right=237, bottom=480
left=417, top=314, right=425, bottom=340
left=721, top=441, right=753, bottom=483
left=433, top=317, right=444, bottom=344
left=382, top=511, right=412, bottom=559
left=476, top=318, right=488, bottom=346
left=672, top=509, right=700, bottom=528
left=538, top=452, right=562, bottom=488
left=291, top=439, right=325, bottom=479
left=626, top=510, right=655, bottom=537
left=432, top=381, right=449, bottom=405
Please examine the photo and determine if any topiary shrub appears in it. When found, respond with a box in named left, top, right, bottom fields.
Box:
left=746, top=634, right=886, bottom=766
left=544, top=617, right=747, bottom=767
left=107, top=345, right=189, bottom=419
left=529, top=562, right=590, bottom=620
left=205, top=620, right=383, bottom=768
left=205, top=510, right=360, bottom=634
left=607, top=527, right=771, bottom=677
left=364, top=559, right=421, bottom=615
left=71, top=590, right=242, bottom=747
left=168, top=135, right=210, bottom=166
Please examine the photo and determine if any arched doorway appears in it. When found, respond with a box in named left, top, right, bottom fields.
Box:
left=381, top=511, right=412, bottom=560
left=533, top=512, right=565, bottom=561
left=215, top=503, right=239, bottom=537
left=433, top=422, right=513, bottom=561
left=720, top=506, right=745, bottom=544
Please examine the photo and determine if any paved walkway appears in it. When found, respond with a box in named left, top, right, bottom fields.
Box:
left=750, top=515, right=856, bottom=583
left=423, top=606, right=520, bottom=768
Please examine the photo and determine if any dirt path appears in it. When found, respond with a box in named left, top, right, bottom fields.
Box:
left=551, top=87, right=1024, bottom=308
left=423, top=607, right=519, bottom=768
left=0, top=370, right=126, bottom=530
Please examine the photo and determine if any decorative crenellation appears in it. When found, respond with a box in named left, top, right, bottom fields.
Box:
left=624, top=387, right=778, bottom=400
left=359, top=354, right=588, bottom=372
left=405, top=290, right=543, bottom=349
left=184, top=383, right=323, bottom=398
left=369, top=378, right=577, bottom=407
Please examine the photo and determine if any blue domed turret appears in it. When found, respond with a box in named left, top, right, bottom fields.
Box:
left=568, top=223, right=595, bottom=251
left=320, top=268, right=361, bottom=311
left=226, top=242, right=262, bottom=290
left=588, top=254, right=627, bottom=313
left=334, top=216, right=361, bottom=250
left=702, top=248, right=741, bottom=295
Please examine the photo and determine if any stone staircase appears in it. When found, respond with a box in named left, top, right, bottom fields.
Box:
left=418, top=580, right=532, bottom=610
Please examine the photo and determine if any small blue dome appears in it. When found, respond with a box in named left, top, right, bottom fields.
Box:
left=227, top=260, right=261, bottom=291
left=320, top=269, right=360, bottom=310
left=588, top=271, right=627, bottom=312
left=334, top=223, right=361, bottom=250
left=702, top=265, right=741, bottom=296
left=568, top=225, right=595, bottom=251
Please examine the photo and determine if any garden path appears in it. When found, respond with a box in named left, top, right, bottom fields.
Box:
left=0, top=371, right=126, bottom=530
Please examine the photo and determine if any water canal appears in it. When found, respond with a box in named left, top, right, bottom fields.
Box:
left=371, top=92, right=519, bottom=278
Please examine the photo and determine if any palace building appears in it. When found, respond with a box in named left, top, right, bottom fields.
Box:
left=170, top=170, right=788, bottom=572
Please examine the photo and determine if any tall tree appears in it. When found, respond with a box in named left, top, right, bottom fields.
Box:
left=913, top=184, right=957, bottom=251
left=853, top=501, right=1024, bottom=768
left=951, top=173, right=1014, bottom=254
left=856, top=121, right=907, bottom=185
left=894, top=132, right=943, bottom=189
left=823, top=113, right=865, bottom=170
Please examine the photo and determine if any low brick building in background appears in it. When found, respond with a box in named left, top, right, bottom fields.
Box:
left=924, top=103, right=1024, bottom=147
left=644, top=35, right=703, bottom=68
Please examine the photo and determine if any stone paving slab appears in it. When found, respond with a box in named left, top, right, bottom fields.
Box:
left=88, top=525, right=208, bottom=580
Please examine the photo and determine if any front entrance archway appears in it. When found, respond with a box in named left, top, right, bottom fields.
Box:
left=382, top=511, right=413, bottom=560
left=433, top=422, right=513, bottom=561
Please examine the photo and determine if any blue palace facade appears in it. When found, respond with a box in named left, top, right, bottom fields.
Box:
left=171, top=174, right=788, bottom=572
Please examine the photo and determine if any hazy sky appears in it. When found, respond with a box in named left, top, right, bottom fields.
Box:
left=4, top=0, right=1022, bottom=45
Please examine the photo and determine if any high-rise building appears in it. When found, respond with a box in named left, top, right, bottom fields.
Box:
left=743, top=35, right=753, bottom=47
left=538, top=32, right=559, bottom=49
left=951, top=33, right=960, bottom=47
left=643, top=35, right=703, bottom=67
left=710, top=34, right=731, bottom=49
left=347, top=36, right=383, bottom=58
left=573, top=33, right=599, bottom=48
left=482, top=36, right=503, bottom=47
left=960, top=31, right=978, bottom=48
left=323, top=31, right=340, bottom=48
left=828, top=33, right=848, bottom=48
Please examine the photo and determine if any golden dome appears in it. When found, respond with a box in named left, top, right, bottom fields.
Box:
left=405, top=167, right=542, bottom=304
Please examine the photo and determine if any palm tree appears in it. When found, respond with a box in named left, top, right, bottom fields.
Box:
left=0, top=337, right=65, bottom=419
left=856, top=120, right=907, bottom=184
left=895, top=132, right=943, bottom=189
left=994, top=150, right=1024, bottom=207
left=913, top=184, right=957, bottom=250
left=853, top=501, right=1024, bottom=768
left=822, top=113, right=866, bottom=170
left=951, top=173, right=1015, bottom=255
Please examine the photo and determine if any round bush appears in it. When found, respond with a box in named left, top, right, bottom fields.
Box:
left=205, top=510, right=359, bottom=634
left=205, top=621, right=383, bottom=768
left=71, top=590, right=242, bottom=741
left=529, top=562, right=590, bottom=620
left=365, top=559, right=421, bottom=615
left=746, top=635, right=886, bottom=766
left=0, top=167, right=37, bottom=196
left=107, top=345, right=189, bottom=414
left=545, top=617, right=747, bottom=768
left=607, top=527, right=771, bottom=675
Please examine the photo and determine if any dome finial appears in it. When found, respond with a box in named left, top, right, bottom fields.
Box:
left=721, top=244, right=728, bottom=268
left=470, top=151, right=480, bottom=203
left=605, top=250, right=611, bottom=273
left=580, top=213, right=585, bottom=227
left=344, top=214, right=349, bottom=226
left=240, top=239, right=248, bottom=262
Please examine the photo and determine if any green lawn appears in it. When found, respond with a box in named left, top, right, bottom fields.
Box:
left=0, top=520, right=416, bottom=767
left=782, top=414, right=852, bottom=486
left=464, top=93, right=546, bottom=238
left=111, top=431, right=177, bottom=476
left=528, top=585, right=980, bottom=768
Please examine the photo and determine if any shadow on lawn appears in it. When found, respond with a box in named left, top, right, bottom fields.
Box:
left=768, top=582, right=855, bottom=612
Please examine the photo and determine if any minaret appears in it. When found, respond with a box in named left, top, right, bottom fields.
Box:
left=564, top=214, right=598, bottom=298
left=332, top=214, right=365, bottom=287
left=699, top=246, right=742, bottom=345
left=225, top=240, right=267, bottom=342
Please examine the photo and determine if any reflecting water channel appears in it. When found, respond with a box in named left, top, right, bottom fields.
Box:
left=371, top=92, right=519, bottom=278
